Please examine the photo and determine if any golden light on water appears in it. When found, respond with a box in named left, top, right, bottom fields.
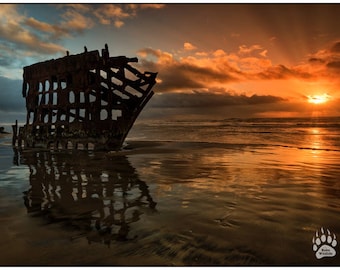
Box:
left=307, top=93, right=331, bottom=104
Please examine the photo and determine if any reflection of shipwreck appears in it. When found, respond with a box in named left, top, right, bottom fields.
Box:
left=12, top=44, right=157, bottom=150
left=16, top=149, right=156, bottom=244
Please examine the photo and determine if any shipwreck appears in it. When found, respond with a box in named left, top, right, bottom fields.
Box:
left=12, top=44, right=157, bottom=150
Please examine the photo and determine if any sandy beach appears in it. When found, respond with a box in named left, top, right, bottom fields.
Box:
left=1, top=118, right=340, bottom=266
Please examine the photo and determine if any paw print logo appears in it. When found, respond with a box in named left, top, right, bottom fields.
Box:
left=312, top=227, right=337, bottom=259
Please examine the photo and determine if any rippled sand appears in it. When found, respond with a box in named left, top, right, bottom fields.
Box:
left=1, top=137, right=340, bottom=265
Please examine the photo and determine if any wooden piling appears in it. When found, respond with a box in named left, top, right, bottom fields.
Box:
left=12, top=120, right=18, bottom=146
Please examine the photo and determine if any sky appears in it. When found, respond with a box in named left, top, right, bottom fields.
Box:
left=2, top=3, right=340, bottom=124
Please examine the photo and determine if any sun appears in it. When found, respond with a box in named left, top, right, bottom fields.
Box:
left=307, top=93, right=331, bottom=104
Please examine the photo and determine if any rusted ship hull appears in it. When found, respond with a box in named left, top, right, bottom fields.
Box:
left=13, top=45, right=157, bottom=150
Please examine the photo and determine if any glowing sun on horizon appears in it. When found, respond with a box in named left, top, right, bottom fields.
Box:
left=307, top=93, right=331, bottom=104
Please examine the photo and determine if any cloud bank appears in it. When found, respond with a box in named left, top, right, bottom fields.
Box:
left=304, top=41, right=340, bottom=79
left=150, top=91, right=286, bottom=108
left=0, top=4, right=166, bottom=78
left=137, top=42, right=319, bottom=95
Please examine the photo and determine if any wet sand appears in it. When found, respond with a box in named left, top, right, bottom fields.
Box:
left=1, top=136, right=340, bottom=265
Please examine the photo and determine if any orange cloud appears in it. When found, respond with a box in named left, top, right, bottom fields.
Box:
left=138, top=41, right=340, bottom=96
left=137, top=46, right=304, bottom=93
left=254, top=64, right=312, bottom=80
left=61, top=8, right=94, bottom=32
left=0, top=4, right=65, bottom=54
left=184, top=42, right=197, bottom=51
left=238, top=44, right=263, bottom=55
left=137, top=48, right=240, bottom=92
left=64, top=3, right=91, bottom=12
left=139, top=4, right=166, bottom=9
left=292, top=40, right=340, bottom=82
left=260, top=50, right=268, bottom=57
left=137, top=41, right=340, bottom=118
left=25, top=17, right=68, bottom=39
left=92, top=4, right=165, bottom=28
left=239, top=57, right=272, bottom=73
left=93, top=4, right=131, bottom=26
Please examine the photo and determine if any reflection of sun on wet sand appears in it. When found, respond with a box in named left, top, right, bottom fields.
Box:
left=18, top=149, right=157, bottom=246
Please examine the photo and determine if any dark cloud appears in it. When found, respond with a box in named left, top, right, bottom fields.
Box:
left=247, top=94, right=285, bottom=105
left=330, top=41, right=340, bottom=53
left=326, top=61, right=340, bottom=69
left=308, top=57, right=325, bottom=64
left=256, top=64, right=312, bottom=80
left=138, top=48, right=240, bottom=93
left=256, top=65, right=292, bottom=80
left=138, top=47, right=318, bottom=95
left=149, top=91, right=286, bottom=109
left=140, top=59, right=237, bottom=93
left=306, top=40, right=340, bottom=77
left=139, top=91, right=296, bottom=120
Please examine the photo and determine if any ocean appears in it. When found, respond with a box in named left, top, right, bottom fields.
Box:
left=1, top=117, right=340, bottom=265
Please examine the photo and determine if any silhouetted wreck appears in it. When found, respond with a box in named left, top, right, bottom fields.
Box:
left=12, top=44, right=157, bottom=150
